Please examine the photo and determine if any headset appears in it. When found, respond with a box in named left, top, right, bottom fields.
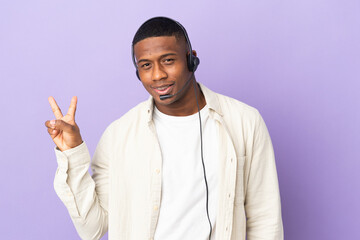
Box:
left=131, top=17, right=212, bottom=240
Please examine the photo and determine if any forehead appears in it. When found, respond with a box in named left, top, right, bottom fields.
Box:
left=133, top=36, right=187, bottom=60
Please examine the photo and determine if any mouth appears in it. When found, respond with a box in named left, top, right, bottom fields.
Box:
left=152, top=84, right=174, bottom=95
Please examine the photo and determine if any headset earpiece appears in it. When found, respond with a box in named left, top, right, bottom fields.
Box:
left=188, top=54, right=200, bottom=72
left=193, top=56, right=200, bottom=72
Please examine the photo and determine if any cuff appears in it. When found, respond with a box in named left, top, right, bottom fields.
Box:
left=54, top=141, right=90, bottom=172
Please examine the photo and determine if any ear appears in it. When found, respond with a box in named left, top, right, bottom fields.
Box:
left=187, top=50, right=197, bottom=57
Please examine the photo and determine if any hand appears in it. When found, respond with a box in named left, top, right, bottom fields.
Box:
left=45, top=96, right=83, bottom=152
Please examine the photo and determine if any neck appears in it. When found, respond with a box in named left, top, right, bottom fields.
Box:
left=155, top=79, right=206, bottom=116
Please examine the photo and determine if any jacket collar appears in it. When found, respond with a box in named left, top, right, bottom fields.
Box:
left=145, top=82, right=223, bottom=123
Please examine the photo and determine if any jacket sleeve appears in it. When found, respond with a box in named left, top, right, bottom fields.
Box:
left=53, top=135, right=109, bottom=240
left=245, top=112, right=284, bottom=240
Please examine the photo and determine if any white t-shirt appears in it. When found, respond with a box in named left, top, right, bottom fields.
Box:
left=153, top=105, right=218, bottom=240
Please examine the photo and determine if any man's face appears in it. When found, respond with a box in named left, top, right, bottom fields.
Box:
left=133, top=36, right=193, bottom=109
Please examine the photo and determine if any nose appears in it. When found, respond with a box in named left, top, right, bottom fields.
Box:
left=152, top=62, right=167, bottom=81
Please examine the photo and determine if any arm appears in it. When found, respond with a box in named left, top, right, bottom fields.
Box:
left=53, top=140, right=108, bottom=240
left=245, top=112, right=284, bottom=240
left=45, top=96, right=108, bottom=240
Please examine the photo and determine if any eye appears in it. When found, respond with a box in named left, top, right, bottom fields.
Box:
left=140, top=62, right=151, bottom=69
left=163, top=58, right=174, bottom=64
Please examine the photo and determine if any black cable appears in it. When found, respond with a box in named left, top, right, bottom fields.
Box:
left=192, top=79, right=212, bottom=240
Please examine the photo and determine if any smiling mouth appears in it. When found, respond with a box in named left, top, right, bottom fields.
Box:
left=152, top=84, right=174, bottom=95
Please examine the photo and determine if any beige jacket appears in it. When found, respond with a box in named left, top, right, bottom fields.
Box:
left=53, top=83, right=284, bottom=240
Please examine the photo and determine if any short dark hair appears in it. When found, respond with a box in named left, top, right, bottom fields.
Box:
left=132, top=17, right=186, bottom=46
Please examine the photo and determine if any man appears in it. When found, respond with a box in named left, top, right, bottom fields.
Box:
left=45, top=17, right=283, bottom=240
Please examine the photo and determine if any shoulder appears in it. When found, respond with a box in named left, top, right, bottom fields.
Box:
left=101, top=100, right=149, bottom=138
left=202, top=85, right=270, bottom=153
left=217, top=92, right=261, bottom=122
left=200, top=83, right=261, bottom=124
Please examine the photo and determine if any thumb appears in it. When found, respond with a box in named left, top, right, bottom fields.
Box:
left=50, top=119, right=76, bottom=133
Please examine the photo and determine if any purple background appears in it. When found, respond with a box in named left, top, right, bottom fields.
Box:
left=1, top=0, right=359, bottom=239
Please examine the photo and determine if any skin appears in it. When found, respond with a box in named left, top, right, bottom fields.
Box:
left=45, top=35, right=205, bottom=151
left=44, top=96, right=83, bottom=151
left=134, top=35, right=206, bottom=116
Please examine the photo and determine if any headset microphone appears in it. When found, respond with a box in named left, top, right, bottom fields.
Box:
left=159, top=95, right=172, bottom=101
left=159, top=73, right=194, bottom=100
left=159, top=95, right=171, bottom=100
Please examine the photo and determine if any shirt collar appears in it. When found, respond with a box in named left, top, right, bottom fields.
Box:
left=145, top=82, right=223, bottom=123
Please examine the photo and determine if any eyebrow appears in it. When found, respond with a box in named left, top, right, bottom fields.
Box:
left=137, top=53, right=177, bottom=64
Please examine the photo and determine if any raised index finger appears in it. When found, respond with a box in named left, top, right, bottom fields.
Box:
left=67, top=96, right=78, bottom=118
left=48, top=96, right=63, bottom=119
